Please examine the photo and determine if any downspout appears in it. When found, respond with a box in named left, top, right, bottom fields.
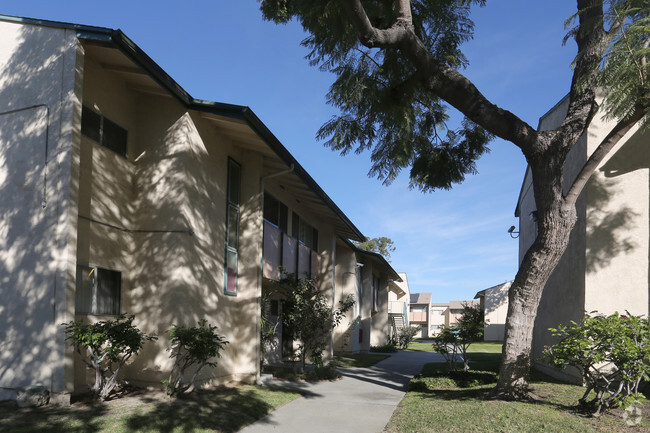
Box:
left=257, top=163, right=294, bottom=380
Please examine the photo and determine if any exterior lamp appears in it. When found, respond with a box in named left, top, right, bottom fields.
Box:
left=508, top=226, right=519, bottom=238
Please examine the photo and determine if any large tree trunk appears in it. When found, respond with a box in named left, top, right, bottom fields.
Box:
left=494, top=175, right=577, bottom=397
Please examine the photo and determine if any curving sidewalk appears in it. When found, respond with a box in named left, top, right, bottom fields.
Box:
left=239, top=350, right=446, bottom=433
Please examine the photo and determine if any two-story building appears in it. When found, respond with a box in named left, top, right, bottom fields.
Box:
left=409, top=293, right=432, bottom=338
left=0, top=15, right=373, bottom=403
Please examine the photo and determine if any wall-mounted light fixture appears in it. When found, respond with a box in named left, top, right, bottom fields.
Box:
left=529, top=210, right=538, bottom=222
left=508, top=226, right=519, bottom=238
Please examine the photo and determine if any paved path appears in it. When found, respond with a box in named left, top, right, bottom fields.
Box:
left=239, top=350, right=446, bottom=433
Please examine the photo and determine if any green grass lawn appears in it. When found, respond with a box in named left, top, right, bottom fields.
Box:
left=333, top=353, right=391, bottom=368
left=386, top=343, right=650, bottom=432
left=0, top=385, right=302, bottom=433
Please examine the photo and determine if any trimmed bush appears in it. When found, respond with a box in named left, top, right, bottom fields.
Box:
left=164, top=320, right=228, bottom=396
left=62, top=315, right=156, bottom=400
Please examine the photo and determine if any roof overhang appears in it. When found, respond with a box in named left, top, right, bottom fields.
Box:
left=0, top=14, right=365, bottom=242
left=340, top=237, right=402, bottom=281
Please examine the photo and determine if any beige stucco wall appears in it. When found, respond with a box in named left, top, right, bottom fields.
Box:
left=70, top=46, right=266, bottom=391
left=482, top=283, right=510, bottom=341
left=0, top=20, right=80, bottom=402
left=370, top=270, right=390, bottom=348
left=584, top=120, right=649, bottom=315
left=332, top=240, right=362, bottom=354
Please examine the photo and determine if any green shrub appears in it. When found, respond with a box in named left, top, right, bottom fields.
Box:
left=409, top=370, right=497, bottom=391
left=164, top=320, right=229, bottom=396
left=432, top=304, right=484, bottom=371
left=273, top=276, right=354, bottom=370
left=398, top=326, right=420, bottom=349
left=370, top=344, right=398, bottom=353
left=544, top=312, right=650, bottom=415
left=306, top=364, right=341, bottom=381
left=62, top=315, right=157, bottom=401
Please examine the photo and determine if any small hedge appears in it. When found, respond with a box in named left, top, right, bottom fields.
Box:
left=409, top=370, right=497, bottom=391
left=370, top=344, right=398, bottom=353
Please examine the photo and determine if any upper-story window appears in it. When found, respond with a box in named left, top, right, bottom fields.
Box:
left=264, top=192, right=288, bottom=233
left=371, top=275, right=379, bottom=313
left=224, top=158, right=241, bottom=296
left=81, top=105, right=128, bottom=158
left=292, top=212, right=318, bottom=251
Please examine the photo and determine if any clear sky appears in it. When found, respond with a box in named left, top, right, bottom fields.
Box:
left=1, top=1, right=578, bottom=302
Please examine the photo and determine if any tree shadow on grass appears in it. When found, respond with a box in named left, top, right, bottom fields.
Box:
left=0, top=386, right=305, bottom=433
left=0, top=400, right=111, bottom=433
left=125, top=386, right=304, bottom=433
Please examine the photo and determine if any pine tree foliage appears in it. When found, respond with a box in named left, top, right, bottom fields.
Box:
left=262, top=0, right=492, bottom=191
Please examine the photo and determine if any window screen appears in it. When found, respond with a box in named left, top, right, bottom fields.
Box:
left=75, top=265, right=121, bottom=315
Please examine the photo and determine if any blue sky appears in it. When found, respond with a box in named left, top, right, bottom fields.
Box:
left=2, top=1, right=578, bottom=302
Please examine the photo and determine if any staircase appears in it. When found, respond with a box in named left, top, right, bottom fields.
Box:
left=389, top=313, right=406, bottom=339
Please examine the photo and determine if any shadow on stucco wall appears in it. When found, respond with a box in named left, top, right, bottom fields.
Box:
left=0, top=24, right=80, bottom=398
left=0, top=22, right=262, bottom=398
left=586, top=128, right=649, bottom=273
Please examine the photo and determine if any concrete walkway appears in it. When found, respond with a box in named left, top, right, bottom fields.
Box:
left=239, top=350, right=446, bottom=433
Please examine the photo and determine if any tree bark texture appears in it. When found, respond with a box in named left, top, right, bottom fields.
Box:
left=495, top=195, right=577, bottom=396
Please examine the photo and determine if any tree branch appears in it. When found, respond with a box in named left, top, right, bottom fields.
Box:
left=559, top=0, right=605, bottom=145
left=564, top=106, right=646, bottom=206
left=341, top=0, right=411, bottom=47
left=341, top=0, right=538, bottom=151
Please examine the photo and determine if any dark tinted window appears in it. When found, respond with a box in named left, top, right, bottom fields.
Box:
left=81, top=106, right=101, bottom=142
left=102, top=117, right=128, bottom=157
left=81, top=105, right=128, bottom=158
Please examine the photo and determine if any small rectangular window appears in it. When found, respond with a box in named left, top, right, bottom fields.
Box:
left=75, top=265, right=121, bottom=315
left=81, top=105, right=128, bottom=158
left=102, top=116, right=128, bottom=156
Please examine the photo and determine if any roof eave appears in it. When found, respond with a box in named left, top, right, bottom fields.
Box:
left=340, top=237, right=401, bottom=281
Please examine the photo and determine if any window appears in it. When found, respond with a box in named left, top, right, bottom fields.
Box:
left=431, top=309, right=444, bottom=315
left=263, top=192, right=288, bottom=232
left=291, top=212, right=318, bottom=251
left=75, top=265, right=121, bottom=315
left=81, top=105, right=128, bottom=157
left=371, top=275, right=379, bottom=313
left=224, top=158, right=241, bottom=296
